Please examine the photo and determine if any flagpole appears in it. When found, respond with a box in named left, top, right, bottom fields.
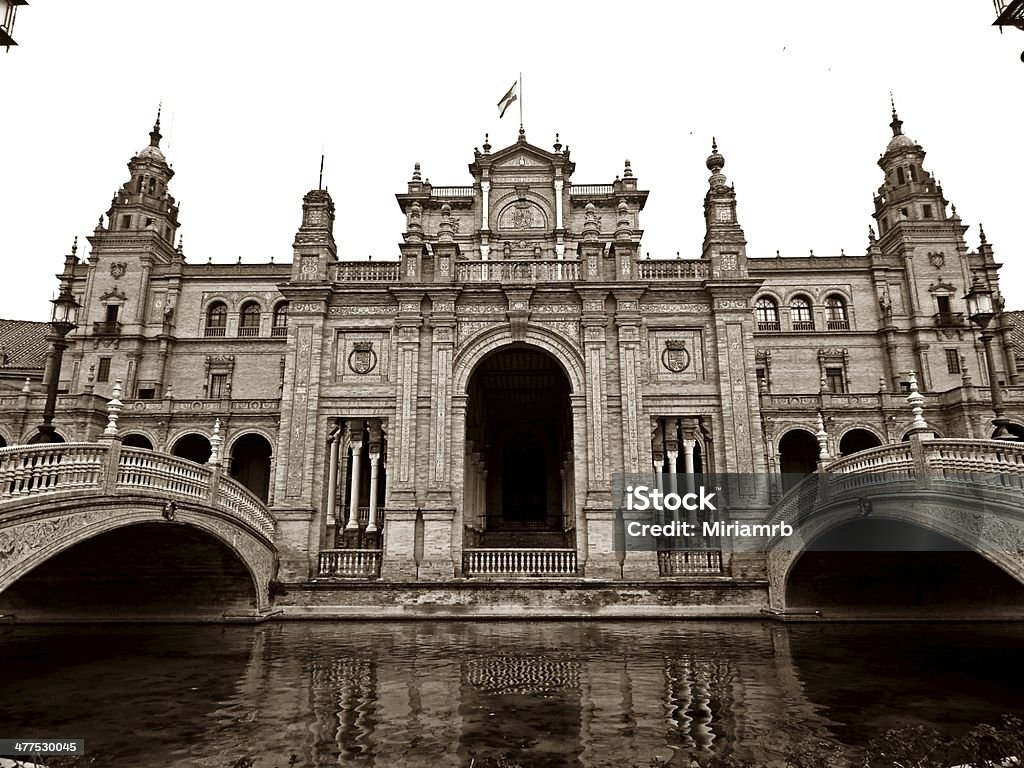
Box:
left=518, top=71, right=523, bottom=130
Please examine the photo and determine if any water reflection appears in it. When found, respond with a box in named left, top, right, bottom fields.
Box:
left=2, top=621, right=1023, bottom=767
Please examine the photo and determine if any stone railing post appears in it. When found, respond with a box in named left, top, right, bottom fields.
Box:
left=97, top=378, right=124, bottom=493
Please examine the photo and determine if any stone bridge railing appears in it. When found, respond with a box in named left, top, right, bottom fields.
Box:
left=0, top=442, right=275, bottom=542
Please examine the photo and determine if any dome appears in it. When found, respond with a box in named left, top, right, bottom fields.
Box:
left=136, top=144, right=166, bottom=163
left=886, top=133, right=916, bottom=152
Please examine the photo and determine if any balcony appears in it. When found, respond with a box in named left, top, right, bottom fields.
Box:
left=92, top=321, right=122, bottom=336
left=204, top=326, right=226, bottom=337
left=237, top=326, right=260, bottom=337
left=791, top=321, right=815, bottom=331
left=827, top=319, right=851, bottom=331
left=757, top=321, right=781, bottom=332
left=318, top=549, right=382, bottom=578
left=933, top=312, right=965, bottom=328
left=271, top=325, right=288, bottom=337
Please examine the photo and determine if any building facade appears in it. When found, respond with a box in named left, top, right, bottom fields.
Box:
left=1, top=108, right=1021, bottom=585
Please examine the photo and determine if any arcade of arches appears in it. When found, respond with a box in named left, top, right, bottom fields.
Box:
left=324, top=418, right=388, bottom=548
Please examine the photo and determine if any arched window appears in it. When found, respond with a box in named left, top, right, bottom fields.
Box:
left=825, top=296, right=849, bottom=330
left=755, top=297, right=780, bottom=331
left=790, top=296, right=815, bottom=330
left=238, top=302, right=261, bottom=337
left=205, top=302, right=227, bottom=337
left=272, top=302, right=289, bottom=337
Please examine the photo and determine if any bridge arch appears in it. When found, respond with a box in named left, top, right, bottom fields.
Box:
left=0, top=495, right=276, bottom=615
left=765, top=493, right=1024, bottom=614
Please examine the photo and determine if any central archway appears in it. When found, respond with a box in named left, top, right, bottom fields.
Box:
left=464, top=344, right=574, bottom=547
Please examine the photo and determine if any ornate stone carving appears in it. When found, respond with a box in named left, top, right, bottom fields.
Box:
left=662, top=339, right=692, bottom=373
left=330, top=305, right=396, bottom=316
left=347, top=341, right=378, bottom=374
left=110, top=261, right=127, bottom=280
left=641, top=303, right=711, bottom=314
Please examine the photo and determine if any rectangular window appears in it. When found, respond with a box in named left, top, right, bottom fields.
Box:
left=910, top=165, right=919, bottom=182
left=825, top=367, right=846, bottom=394
left=923, top=204, right=933, bottom=218
left=105, top=304, right=119, bottom=323
left=137, top=388, right=156, bottom=400
left=209, top=373, right=227, bottom=399
left=946, top=349, right=962, bottom=374
left=937, top=295, right=952, bottom=314
left=121, top=215, right=131, bottom=229
left=900, top=381, right=912, bottom=393
left=97, top=357, right=111, bottom=383
left=896, top=167, right=906, bottom=185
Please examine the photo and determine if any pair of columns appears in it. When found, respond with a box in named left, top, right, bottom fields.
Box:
left=325, top=419, right=384, bottom=534
left=652, top=417, right=700, bottom=496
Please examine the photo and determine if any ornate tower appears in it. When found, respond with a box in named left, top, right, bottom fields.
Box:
left=701, top=139, right=748, bottom=280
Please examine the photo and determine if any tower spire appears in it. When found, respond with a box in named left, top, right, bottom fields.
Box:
left=149, top=103, right=163, bottom=147
left=889, top=92, right=903, bottom=137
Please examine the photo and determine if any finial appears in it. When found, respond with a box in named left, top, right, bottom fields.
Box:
left=810, top=249, right=815, bottom=257
left=868, top=224, right=876, bottom=242
left=71, top=236, right=78, bottom=256
left=706, top=137, right=725, bottom=177
left=103, top=379, right=124, bottom=437
left=889, top=93, right=903, bottom=137
left=840, top=248, right=845, bottom=256
left=22, top=377, right=31, bottom=393
left=623, top=159, right=633, bottom=178
left=97, top=214, right=105, bottom=230
left=176, top=235, right=183, bottom=252
left=412, top=162, right=421, bottom=182
left=906, top=371, right=929, bottom=434
left=712, top=136, right=718, bottom=152
left=318, top=152, right=325, bottom=190
left=979, top=223, right=987, bottom=244
left=776, top=250, right=781, bottom=257
left=553, top=132, right=562, bottom=152
left=209, top=418, right=222, bottom=465
left=483, top=133, right=491, bottom=153
left=149, top=104, right=163, bottom=147
left=518, top=125, right=526, bottom=142
left=816, top=412, right=831, bottom=461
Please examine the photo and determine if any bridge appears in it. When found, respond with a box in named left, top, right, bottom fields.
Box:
left=762, top=434, right=1024, bottom=616
left=0, top=440, right=278, bottom=616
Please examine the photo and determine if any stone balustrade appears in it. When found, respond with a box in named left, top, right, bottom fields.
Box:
left=318, top=549, right=383, bottom=578
left=462, top=548, right=578, bottom=577
left=657, top=550, right=724, bottom=576
left=455, top=259, right=581, bottom=283
left=334, top=262, right=402, bottom=282
left=0, top=442, right=275, bottom=542
left=635, top=259, right=709, bottom=280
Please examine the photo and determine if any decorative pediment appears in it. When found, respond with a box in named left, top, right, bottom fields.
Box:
left=99, top=288, right=127, bottom=303
left=494, top=151, right=545, bottom=169
left=928, top=279, right=958, bottom=293
left=496, top=200, right=549, bottom=231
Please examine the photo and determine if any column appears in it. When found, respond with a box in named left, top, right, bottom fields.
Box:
left=346, top=428, right=364, bottom=532
left=325, top=425, right=340, bottom=529
left=481, top=179, right=490, bottom=230
left=682, top=439, right=696, bottom=495
left=366, top=420, right=383, bottom=534
left=664, top=417, right=679, bottom=496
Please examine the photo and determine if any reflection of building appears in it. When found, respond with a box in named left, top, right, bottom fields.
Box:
left=1, top=105, right=1022, bottom=586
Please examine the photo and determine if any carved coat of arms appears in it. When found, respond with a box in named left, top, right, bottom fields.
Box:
left=110, top=262, right=127, bottom=279
left=662, top=339, right=691, bottom=373
left=348, top=341, right=378, bottom=374
left=928, top=251, right=945, bottom=269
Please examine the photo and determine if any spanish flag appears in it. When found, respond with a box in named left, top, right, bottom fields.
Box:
left=497, top=81, right=518, bottom=119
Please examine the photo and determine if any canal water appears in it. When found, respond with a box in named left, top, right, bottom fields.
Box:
left=1, top=621, right=1022, bottom=767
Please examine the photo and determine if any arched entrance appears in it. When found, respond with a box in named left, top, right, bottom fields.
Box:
left=122, top=433, right=154, bottom=450
left=838, top=428, right=881, bottom=456
left=778, top=429, right=819, bottom=493
left=230, top=433, right=273, bottom=502
left=172, top=433, right=212, bottom=464
left=785, top=518, right=1024, bottom=616
left=464, top=345, right=573, bottom=546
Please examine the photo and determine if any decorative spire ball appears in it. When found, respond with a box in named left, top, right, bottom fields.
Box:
left=979, top=223, right=988, bottom=245
left=553, top=132, right=562, bottom=152
left=623, top=159, right=633, bottom=178
left=412, top=162, right=421, bottom=182
left=706, top=137, right=725, bottom=173
left=483, top=133, right=491, bottom=153
left=71, top=236, right=78, bottom=256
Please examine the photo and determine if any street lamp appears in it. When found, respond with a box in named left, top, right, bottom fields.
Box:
left=34, top=287, right=80, bottom=443
left=964, top=275, right=1013, bottom=440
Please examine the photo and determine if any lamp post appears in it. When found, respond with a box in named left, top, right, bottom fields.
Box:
left=35, top=287, right=80, bottom=444
left=964, top=275, right=1013, bottom=440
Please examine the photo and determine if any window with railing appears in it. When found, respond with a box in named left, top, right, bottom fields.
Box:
left=238, top=301, right=261, bottom=337
left=790, top=296, right=815, bottom=331
left=271, top=302, right=289, bottom=337
left=825, top=295, right=849, bottom=330
left=205, top=302, right=227, bottom=337
left=755, top=297, right=780, bottom=331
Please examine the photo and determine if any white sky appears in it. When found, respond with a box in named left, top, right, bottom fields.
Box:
left=1, top=1, right=1022, bottom=321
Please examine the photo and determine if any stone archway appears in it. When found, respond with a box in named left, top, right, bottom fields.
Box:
left=838, top=428, right=882, bottom=456
left=122, top=433, right=154, bottom=450
left=778, top=429, right=819, bottom=493
left=465, top=345, right=573, bottom=545
left=229, top=432, right=273, bottom=503
left=172, top=432, right=212, bottom=464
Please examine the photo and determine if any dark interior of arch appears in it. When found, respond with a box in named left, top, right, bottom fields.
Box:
left=786, top=518, right=1024, bottom=616
left=230, top=433, right=273, bottom=502
left=838, top=428, right=882, bottom=456
left=0, top=522, right=256, bottom=621
left=121, top=433, right=154, bottom=450
left=172, top=433, right=212, bottom=464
